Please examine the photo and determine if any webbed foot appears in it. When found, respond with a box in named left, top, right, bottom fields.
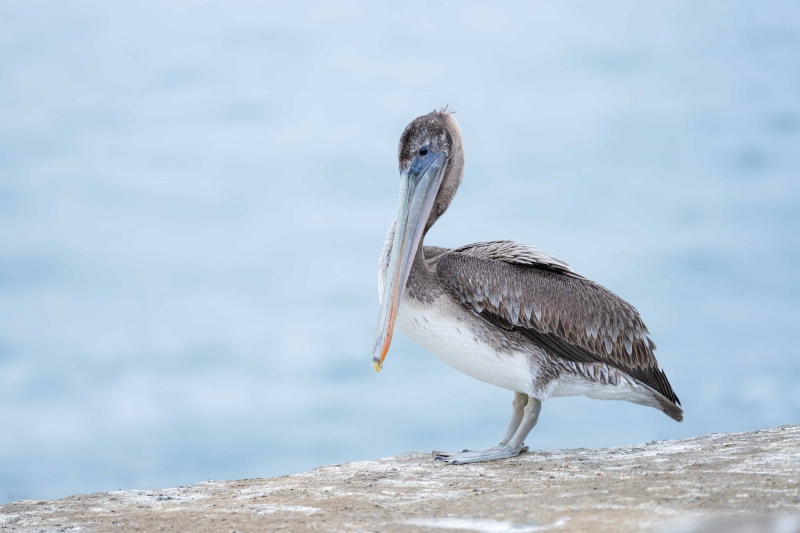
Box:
left=432, top=445, right=528, bottom=464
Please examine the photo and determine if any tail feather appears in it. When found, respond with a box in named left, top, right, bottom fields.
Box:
left=626, top=379, right=684, bottom=422
left=653, top=389, right=684, bottom=422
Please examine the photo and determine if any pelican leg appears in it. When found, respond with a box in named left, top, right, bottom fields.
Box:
left=436, top=392, right=528, bottom=454
left=433, top=396, right=541, bottom=464
left=499, top=392, right=529, bottom=446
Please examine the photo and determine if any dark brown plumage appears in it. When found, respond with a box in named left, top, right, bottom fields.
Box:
left=435, top=241, right=682, bottom=420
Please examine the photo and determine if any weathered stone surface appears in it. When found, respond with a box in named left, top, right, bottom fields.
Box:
left=1, top=426, right=798, bottom=532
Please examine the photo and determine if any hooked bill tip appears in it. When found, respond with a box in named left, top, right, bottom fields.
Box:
left=372, top=358, right=383, bottom=372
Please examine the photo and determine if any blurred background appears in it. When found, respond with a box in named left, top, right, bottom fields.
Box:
left=1, top=0, right=799, bottom=503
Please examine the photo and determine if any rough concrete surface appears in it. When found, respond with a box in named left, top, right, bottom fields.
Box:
left=1, top=426, right=798, bottom=532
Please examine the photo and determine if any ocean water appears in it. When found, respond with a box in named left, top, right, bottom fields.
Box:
left=1, top=0, right=798, bottom=503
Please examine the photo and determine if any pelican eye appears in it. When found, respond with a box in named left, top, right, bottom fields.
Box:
left=419, top=146, right=429, bottom=156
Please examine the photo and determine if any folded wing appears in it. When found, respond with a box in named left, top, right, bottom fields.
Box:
left=436, top=241, right=680, bottom=407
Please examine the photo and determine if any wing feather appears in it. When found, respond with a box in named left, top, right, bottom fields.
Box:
left=436, top=241, right=680, bottom=405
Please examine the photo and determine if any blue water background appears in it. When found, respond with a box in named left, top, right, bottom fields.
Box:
left=1, top=1, right=799, bottom=503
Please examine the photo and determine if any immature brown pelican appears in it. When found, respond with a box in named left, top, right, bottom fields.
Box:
left=372, top=108, right=682, bottom=464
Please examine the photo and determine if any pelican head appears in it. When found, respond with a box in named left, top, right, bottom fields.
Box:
left=372, top=108, right=465, bottom=371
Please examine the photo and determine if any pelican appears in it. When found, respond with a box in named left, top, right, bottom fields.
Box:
left=372, top=108, right=682, bottom=464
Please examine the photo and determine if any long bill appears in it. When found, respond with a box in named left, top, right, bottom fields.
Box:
left=372, top=151, right=448, bottom=372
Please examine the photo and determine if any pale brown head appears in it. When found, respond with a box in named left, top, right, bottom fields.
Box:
left=372, top=109, right=466, bottom=371
left=397, top=108, right=465, bottom=232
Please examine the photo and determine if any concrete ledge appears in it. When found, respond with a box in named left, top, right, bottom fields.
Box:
left=1, top=426, right=798, bottom=532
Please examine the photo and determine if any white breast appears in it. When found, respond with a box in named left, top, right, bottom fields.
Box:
left=378, top=227, right=535, bottom=396
left=395, top=296, right=536, bottom=395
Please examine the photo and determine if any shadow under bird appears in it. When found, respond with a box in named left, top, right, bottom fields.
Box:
left=372, top=108, right=683, bottom=464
